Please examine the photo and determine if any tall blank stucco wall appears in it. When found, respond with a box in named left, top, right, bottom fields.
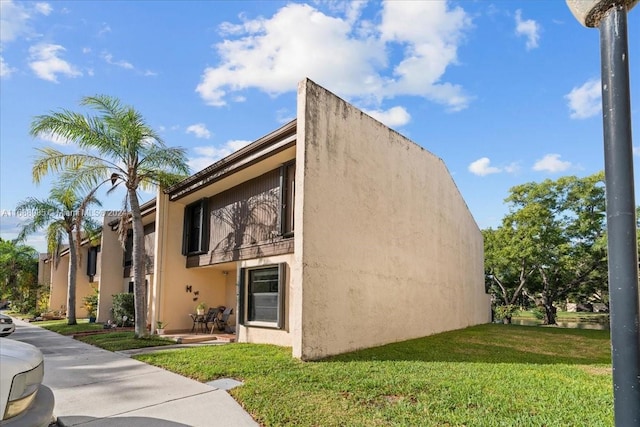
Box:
left=296, top=79, right=490, bottom=360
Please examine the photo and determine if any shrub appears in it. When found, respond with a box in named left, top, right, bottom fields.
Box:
left=494, top=304, right=519, bottom=321
left=83, top=286, right=99, bottom=318
left=532, top=306, right=545, bottom=320
left=37, top=285, right=50, bottom=314
left=111, top=293, right=134, bottom=326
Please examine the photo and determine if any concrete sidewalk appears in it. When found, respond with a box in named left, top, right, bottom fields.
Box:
left=8, top=318, right=258, bottom=427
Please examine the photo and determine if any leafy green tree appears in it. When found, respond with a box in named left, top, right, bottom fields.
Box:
left=0, top=238, right=39, bottom=312
left=30, top=95, right=189, bottom=337
left=483, top=227, right=536, bottom=323
left=16, top=187, right=100, bottom=324
left=485, top=172, right=607, bottom=325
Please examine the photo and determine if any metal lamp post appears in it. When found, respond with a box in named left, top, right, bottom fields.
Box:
left=566, top=1, right=639, bottom=425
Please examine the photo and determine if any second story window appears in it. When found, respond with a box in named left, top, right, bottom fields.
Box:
left=87, top=246, right=99, bottom=282
left=182, top=199, right=209, bottom=255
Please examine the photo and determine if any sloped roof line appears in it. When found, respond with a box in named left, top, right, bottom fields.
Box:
left=166, top=119, right=297, bottom=201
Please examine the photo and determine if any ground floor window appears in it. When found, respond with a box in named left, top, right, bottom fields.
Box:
left=240, top=264, right=285, bottom=328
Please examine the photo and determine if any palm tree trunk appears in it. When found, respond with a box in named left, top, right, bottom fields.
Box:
left=67, top=230, right=78, bottom=325
left=129, top=188, right=148, bottom=338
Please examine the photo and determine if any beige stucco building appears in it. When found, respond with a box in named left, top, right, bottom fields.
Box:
left=41, top=243, right=98, bottom=319
left=41, top=204, right=156, bottom=323
left=40, top=79, right=490, bottom=360
left=151, top=79, right=490, bottom=359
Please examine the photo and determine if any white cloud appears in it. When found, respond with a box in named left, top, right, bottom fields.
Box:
left=98, top=23, right=111, bottom=36
left=532, top=154, right=571, bottom=173
left=34, top=3, right=52, bottom=16
left=1, top=0, right=34, bottom=43
left=323, top=0, right=368, bottom=25
left=28, top=43, right=81, bottom=82
left=0, top=56, right=17, bottom=78
left=633, top=146, right=640, bottom=156
left=196, top=1, right=471, bottom=111
left=468, top=157, right=501, bottom=176
left=188, top=140, right=252, bottom=172
left=186, top=123, right=211, bottom=139
left=565, top=79, right=601, bottom=119
left=515, top=9, right=540, bottom=50
left=101, top=51, right=156, bottom=76
left=37, top=131, right=72, bottom=145
left=226, top=140, right=251, bottom=151
left=38, top=132, right=73, bottom=145
left=363, top=106, right=411, bottom=127
left=102, top=52, right=134, bottom=69
left=378, top=1, right=471, bottom=111
left=504, top=162, right=521, bottom=174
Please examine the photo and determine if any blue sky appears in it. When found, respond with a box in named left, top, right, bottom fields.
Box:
left=1, top=0, right=638, bottom=252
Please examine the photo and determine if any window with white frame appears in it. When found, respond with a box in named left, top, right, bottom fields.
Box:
left=239, top=264, right=285, bottom=328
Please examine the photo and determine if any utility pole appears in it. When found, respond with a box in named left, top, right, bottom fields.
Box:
left=566, top=1, right=639, bottom=425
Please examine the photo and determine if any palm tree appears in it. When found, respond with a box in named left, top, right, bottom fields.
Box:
left=16, top=187, right=100, bottom=325
left=30, top=95, right=189, bottom=337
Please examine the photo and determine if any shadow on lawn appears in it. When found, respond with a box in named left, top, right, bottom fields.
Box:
left=322, top=324, right=612, bottom=366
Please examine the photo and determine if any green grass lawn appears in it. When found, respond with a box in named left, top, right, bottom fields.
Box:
left=34, top=318, right=106, bottom=335
left=513, top=310, right=609, bottom=322
left=135, top=324, right=613, bottom=426
left=76, top=332, right=175, bottom=351
left=29, top=318, right=174, bottom=351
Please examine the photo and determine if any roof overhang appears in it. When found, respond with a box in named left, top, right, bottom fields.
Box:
left=166, top=120, right=297, bottom=202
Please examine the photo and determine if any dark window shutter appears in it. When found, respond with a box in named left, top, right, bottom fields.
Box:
left=182, top=205, right=191, bottom=255
left=277, top=263, right=286, bottom=329
left=87, top=247, right=98, bottom=277
left=200, top=198, right=209, bottom=253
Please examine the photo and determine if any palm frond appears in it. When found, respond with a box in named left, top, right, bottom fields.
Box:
left=83, top=218, right=103, bottom=246
left=138, top=146, right=189, bottom=173
left=136, top=179, right=158, bottom=193
left=15, top=197, right=63, bottom=241
left=81, top=95, right=123, bottom=118
left=33, top=149, right=85, bottom=184
left=45, top=221, right=65, bottom=258
left=137, top=146, right=189, bottom=190
left=57, top=164, right=117, bottom=196
left=30, top=110, right=93, bottom=142
left=106, top=181, right=123, bottom=195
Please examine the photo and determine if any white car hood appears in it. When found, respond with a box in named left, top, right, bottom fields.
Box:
left=0, top=338, right=44, bottom=372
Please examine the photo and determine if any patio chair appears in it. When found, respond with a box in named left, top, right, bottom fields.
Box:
left=189, top=308, right=217, bottom=334
left=203, top=308, right=220, bottom=332
left=189, top=312, right=207, bottom=334
left=211, top=306, right=233, bottom=333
